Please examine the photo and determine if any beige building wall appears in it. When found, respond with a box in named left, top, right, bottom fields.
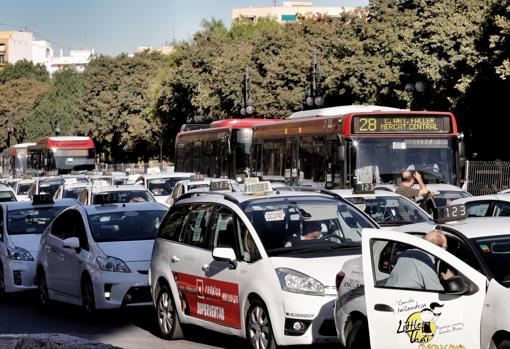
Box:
left=0, top=31, right=33, bottom=67
left=232, top=1, right=356, bottom=23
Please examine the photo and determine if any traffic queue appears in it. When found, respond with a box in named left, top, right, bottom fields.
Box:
left=0, top=168, right=509, bottom=349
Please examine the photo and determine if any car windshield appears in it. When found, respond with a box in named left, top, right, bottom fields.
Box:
left=0, top=191, right=16, bottom=202
left=92, top=190, right=154, bottom=203
left=471, top=235, right=510, bottom=287
left=39, top=180, right=63, bottom=196
left=433, top=190, right=471, bottom=207
left=243, top=196, right=376, bottom=256
left=17, top=184, right=32, bottom=195
left=148, top=177, right=188, bottom=196
left=8, top=206, right=66, bottom=235
left=189, top=183, right=209, bottom=191
left=87, top=209, right=166, bottom=242
left=64, top=187, right=87, bottom=199
left=345, top=195, right=431, bottom=226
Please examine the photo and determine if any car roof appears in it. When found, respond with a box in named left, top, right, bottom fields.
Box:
left=441, top=217, right=510, bottom=239
left=175, top=189, right=347, bottom=206
left=83, top=202, right=167, bottom=214
left=3, top=198, right=79, bottom=210
left=91, top=185, right=148, bottom=193
left=449, top=193, right=510, bottom=205
left=140, top=173, right=195, bottom=180
left=331, top=189, right=404, bottom=198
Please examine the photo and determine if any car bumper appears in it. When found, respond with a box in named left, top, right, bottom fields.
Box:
left=3, top=260, right=37, bottom=293
left=92, top=270, right=152, bottom=309
left=272, top=292, right=338, bottom=346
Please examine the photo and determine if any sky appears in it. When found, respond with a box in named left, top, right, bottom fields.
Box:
left=1, top=0, right=368, bottom=56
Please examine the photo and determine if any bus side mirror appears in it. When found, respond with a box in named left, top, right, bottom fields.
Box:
left=337, top=145, right=346, bottom=162
left=459, top=142, right=466, bottom=166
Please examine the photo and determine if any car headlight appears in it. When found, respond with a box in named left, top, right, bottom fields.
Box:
left=276, top=267, right=324, bottom=296
left=96, top=256, right=131, bottom=273
left=8, top=247, right=34, bottom=261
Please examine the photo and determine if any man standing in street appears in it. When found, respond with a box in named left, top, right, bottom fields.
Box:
left=396, top=170, right=433, bottom=202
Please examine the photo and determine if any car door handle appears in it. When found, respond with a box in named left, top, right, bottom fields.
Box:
left=171, top=256, right=180, bottom=263
left=202, top=264, right=210, bottom=272
left=374, top=304, right=394, bottom=312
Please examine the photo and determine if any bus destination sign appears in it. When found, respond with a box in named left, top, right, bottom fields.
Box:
left=352, top=114, right=451, bottom=134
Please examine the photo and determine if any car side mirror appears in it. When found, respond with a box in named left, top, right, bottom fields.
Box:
left=62, top=237, right=81, bottom=252
left=212, top=247, right=237, bottom=269
left=444, top=276, right=471, bottom=295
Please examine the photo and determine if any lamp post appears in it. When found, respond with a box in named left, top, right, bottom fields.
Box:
left=404, top=80, right=426, bottom=110
left=159, top=138, right=163, bottom=170
left=240, top=68, right=255, bottom=117
left=6, top=114, right=14, bottom=148
left=305, top=51, right=324, bottom=109
left=54, top=122, right=61, bottom=136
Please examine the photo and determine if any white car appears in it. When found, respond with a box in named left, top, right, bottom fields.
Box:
left=53, top=182, right=91, bottom=201
left=165, top=179, right=211, bottom=207
left=335, top=216, right=510, bottom=349
left=149, top=183, right=378, bottom=348
left=0, top=184, right=17, bottom=202
left=37, top=200, right=167, bottom=312
left=449, top=193, right=510, bottom=217
left=332, top=188, right=433, bottom=227
left=14, top=178, right=34, bottom=201
left=0, top=196, right=76, bottom=298
left=76, top=185, right=157, bottom=205
left=135, top=173, right=195, bottom=205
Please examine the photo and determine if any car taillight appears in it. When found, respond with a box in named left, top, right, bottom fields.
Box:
left=335, top=271, right=345, bottom=292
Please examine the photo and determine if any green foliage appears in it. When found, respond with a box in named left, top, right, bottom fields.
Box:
left=75, top=52, right=167, bottom=162
left=0, top=77, right=50, bottom=145
left=0, top=60, right=49, bottom=84
left=25, top=68, right=84, bottom=141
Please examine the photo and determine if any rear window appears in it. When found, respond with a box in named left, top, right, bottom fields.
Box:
left=0, top=191, right=16, bottom=202
left=92, top=190, right=154, bottom=203
left=87, top=209, right=166, bottom=242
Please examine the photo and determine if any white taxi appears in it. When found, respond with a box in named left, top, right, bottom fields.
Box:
left=149, top=182, right=378, bottom=348
left=135, top=173, right=195, bottom=205
left=0, top=196, right=76, bottom=298
left=336, top=214, right=510, bottom=349
left=37, top=197, right=166, bottom=312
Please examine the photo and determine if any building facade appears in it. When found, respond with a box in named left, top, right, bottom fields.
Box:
left=0, top=31, right=33, bottom=67
left=232, top=1, right=356, bottom=23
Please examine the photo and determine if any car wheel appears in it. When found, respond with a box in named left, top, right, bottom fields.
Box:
left=37, top=270, right=50, bottom=307
left=246, top=299, right=276, bottom=349
left=81, top=276, right=95, bottom=314
left=156, top=284, right=183, bottom=339
left=494, top=339, right=510, bottom=349
left=346, top=317, right=370, bottom=349
left=0, top=263, right=5, bottom=301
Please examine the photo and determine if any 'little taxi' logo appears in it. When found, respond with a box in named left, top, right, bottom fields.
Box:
left=397, top=302, right=443, bottom=343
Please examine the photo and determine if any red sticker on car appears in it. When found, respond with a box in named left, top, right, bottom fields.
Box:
left=173, top=272, right=241, bottom=328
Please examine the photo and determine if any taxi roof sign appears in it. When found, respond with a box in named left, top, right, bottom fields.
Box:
left=210, top=180, right=231, bottom=192
left=434, top=203, right=468, bottom=224
left=94, top=193, right=120, bottom=205
left=244, top=181, right=272, bottom=195
left=353, top=183, right=375, bottom=195
left=244, top=177, right=260, bottom=185
left=32, top=194, right=54, bottom=205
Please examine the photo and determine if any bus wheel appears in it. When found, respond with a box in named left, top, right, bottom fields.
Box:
left=156, top=284, right=183, bottom=339
left=346, top=317, right=370, bottom=349
left=246, top=299, right=276, bottom=349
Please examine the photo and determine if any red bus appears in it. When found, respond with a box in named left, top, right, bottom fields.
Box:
left=1, top=143, right=36, bottom=177
left=28, top=136, right=96, bottom=175
left=251, top=105, right=465, bottom=188
left=175, top=118, right=281, bottom=179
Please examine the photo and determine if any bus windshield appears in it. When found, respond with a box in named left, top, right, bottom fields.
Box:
left=353, top=138, right=456, bottom=185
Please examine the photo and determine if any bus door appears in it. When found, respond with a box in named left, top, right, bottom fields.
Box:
left=327, top=139, right=344, bottom=188
left=193, top=141, right=202, bottom=175
left=285, top=138, right=299, bottom=184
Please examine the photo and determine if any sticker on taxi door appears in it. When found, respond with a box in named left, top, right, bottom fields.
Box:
left=173, top=272, right=240, bottom=328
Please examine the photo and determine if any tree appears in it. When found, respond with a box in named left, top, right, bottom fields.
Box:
left=0, top=78, right=50, bottom=146
left=75, top=52, right=167, bottom=162
left=0, top=60, right=49, bottom=84
left=25, top=68, right=84, bottom=141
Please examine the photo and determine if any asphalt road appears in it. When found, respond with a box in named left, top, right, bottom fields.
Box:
left=0, top=292, right=338, bottom=349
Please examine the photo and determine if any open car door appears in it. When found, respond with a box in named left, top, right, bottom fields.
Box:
left=362, top=228, right=487, bottom=349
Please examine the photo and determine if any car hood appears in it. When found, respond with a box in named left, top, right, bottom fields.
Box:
left=9, top=234, right=42, bottom=254
left=97, top=240, right=154, bottom=262
left=270, top=253, right=360, bottom=295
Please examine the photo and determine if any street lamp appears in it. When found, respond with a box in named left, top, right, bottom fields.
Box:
left=305, top=51, right=324, bottom=108
left=159, top=138, right=163, bottom=170
left=6, top=114, right=14, bottom=148
left=54, top=122, right=61, bottom=136
left=404, top=80, right=426, bottom=109
left=240, top=68, right=255, bottom=116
